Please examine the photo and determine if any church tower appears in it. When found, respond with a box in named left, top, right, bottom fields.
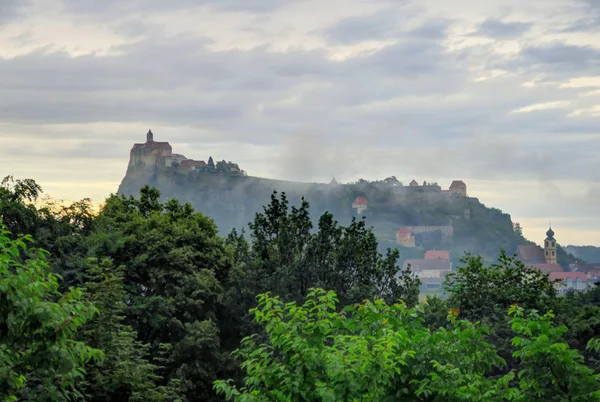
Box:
left=146, top=129, right=154, bottom=143
left=544, top=225, right=557, bottom=264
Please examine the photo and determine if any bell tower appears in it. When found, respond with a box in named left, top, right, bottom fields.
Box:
left=544, top=224, right=557, bottom=264
left=146, top=129, right=154, bottom=143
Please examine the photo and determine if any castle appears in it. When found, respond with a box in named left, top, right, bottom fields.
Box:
left=129, top=130, right=246, bottom=175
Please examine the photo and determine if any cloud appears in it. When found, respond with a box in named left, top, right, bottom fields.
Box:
left=59, top=0, right=295, bottom=15
left=322, top=10, right=401, bottom=44
left=475, top=18, right=532, bottom=38
left=1, top=0, right=600, bottom=245
left=0, top=0, right=32, bottom=25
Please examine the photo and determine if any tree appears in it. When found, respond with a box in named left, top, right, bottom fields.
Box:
left=90, top=186, right=233, bottom=401
left=444, top=250, right=558, bottom=322
left=508, top=305, right=600, bottom=401
left=230, top=192, right=418, bottom=310
left=79, top=258, right=182, bottom=402
left=512, top=222, right=523, bottom=237
left=444, top=250, right=560, bottom=373
left=215, top=289, right=508, bottom=401
left=215, top=289, right=600, bottom=401
left=0, top=224, right=100, bottom=401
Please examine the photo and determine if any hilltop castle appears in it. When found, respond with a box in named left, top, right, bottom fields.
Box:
left=129, top=130, right=246, bottom=175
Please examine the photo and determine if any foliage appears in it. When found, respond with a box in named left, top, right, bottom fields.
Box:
left=508, top=305, right=600, bottom=401
left=0, top=225, right=100, bottom=402
left=215, top=288, right=508, bottom=401
left=79, top=258, right=183, bottom=402
left=215, top=289, right=600, bottom=401
left=444, top=250, right=558, bottom=322
left=90, top=186, right=233, bottom=401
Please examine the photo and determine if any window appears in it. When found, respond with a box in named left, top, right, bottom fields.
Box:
left=545, top=241, right=549, bottom=248
left=552, top=251, right=555, bottom=256
left=545, top=251, right=548, bottom=256
left=552, top=241, right=555, bottom=247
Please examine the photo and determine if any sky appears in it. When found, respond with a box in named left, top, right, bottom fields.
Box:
left=0, top=0, right=599, bottom=247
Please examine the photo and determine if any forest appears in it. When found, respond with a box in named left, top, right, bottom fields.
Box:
left=1, top=175, right=599, bottom=401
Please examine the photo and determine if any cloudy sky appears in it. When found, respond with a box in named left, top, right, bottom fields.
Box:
left=0, top=0, right=599, bottom=246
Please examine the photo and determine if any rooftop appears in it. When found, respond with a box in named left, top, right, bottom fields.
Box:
left=425, top=250, right=450, bottom=260
left=527, top=263, right=564, bottom=274
left=403, top=259, right=452, bottom=271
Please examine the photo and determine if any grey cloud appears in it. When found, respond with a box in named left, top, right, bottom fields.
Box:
left=475, top=18, right=532, bottom=38
left=60, top=0, right=295, bottom=15
left=0, top=0, right=32, bottom=24
left=1, top=18, right=599, bottom=187
left=559, top=0, right=599, bottom=33
left=322, top=11, right=401, bottom=44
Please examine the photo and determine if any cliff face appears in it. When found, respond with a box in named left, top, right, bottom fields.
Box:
left=118, top=165, right=525, bottom=265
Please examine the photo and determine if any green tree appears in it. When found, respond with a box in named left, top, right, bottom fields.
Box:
left=215, top=289, right=600, bottom=401
left=444, top=250, right=558, bottom=322
left=79, top=258, right=182, bottom=402
left=508, top=305, right=600, bottom=401
left=215, top=289, right=509, bottom=401
left=233, top=192, right=417, bottom=307
left=90, top=186, right=233, bottom=401
left=0, top=224, right=100, bottom=401
left=444, top=250, right=560, bottom=373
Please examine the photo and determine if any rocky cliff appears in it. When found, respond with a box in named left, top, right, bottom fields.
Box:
left=118, top=165, right=529, bottom=265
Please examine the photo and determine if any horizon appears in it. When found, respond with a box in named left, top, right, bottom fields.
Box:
left=1, top=0, right=599, bottom=246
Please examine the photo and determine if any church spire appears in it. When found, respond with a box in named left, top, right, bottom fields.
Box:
left=146, top=129, right=154, bottom=143
left=544, top=223, right=557, bottom=264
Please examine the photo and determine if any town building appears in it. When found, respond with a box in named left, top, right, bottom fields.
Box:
left=403, top=258, right=453, bottom=288
left=425, top=250, right=450, bottom=260
left=352, top=196, right=369, bottom=214
left=549, top=272, right=590, bottom=295
left=516, top=225, right=565, bottom=274
left=396, top=227, right=416, bottom=247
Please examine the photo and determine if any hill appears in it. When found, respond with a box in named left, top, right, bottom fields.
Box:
left=564, top=246, right=600, bottom=264
left=117, top=132, right=576, bottom=268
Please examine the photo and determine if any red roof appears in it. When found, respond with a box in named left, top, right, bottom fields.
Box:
left=133, top=141, right=171, bottom=149
left=425, top=250, right=450, bottom=260
left=527, top=263, right=564, bottom=274
left=517, top=245, right=546, bottom=264
left=403, top=259, right=452, bottom=271
left=549, top=272, right=587, bottom=281
left=180, top=160, right=207, bottom=167
left=151, top=151, right=186, bottom=158
left=353, top=196, right=368, bottom=206
left=397, top=227, right=411, bottom=235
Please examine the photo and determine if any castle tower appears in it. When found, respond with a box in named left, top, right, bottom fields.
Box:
left=146, top=129, right=154, bottom=143
left=544, top=225, right=557, bottom=264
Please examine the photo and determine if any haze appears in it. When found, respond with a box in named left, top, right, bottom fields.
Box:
left=0, top=0, right=598, bottom=246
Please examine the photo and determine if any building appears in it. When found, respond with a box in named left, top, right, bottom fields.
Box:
left=516, top=245, right=547, bottom=265
left=396, top=227, right=416, bottom=247
left=128, top=130, right=245, bottom=175
left=130, top=130, right=173, bottom=168
left=449, top=180, right=467, bottom=196
left=409, top=179, right=419, bottom=187
left=329, top=177, right=339, bottom=185
left=403, top=258, right=453, bottom=287
left=406, top=226, right=454, bottom=237
left=549, top=272, right=590, bottom=295
left=425, top=250, right=450, bottom=260
left=516, top=225, right=560, bottom=265
left=352, top=196, right=369, bottom=214
left=543, top=226, right=557, bottom=264
left=527, top=263, right=564, bottom=274
left=180, top=160, right=208, bottom=170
